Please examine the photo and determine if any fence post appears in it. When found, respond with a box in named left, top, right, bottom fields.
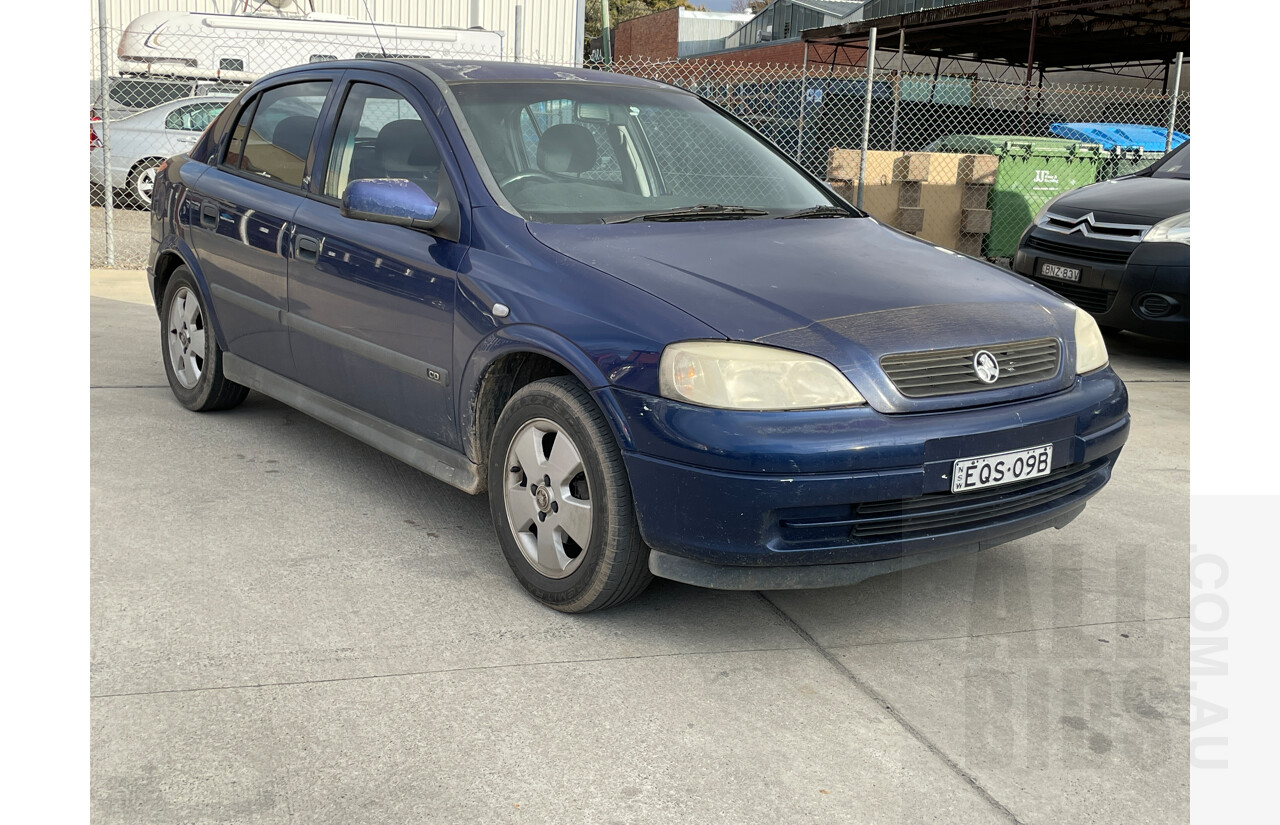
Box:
left=856, top=27, right=877, bottom=211
left=888, top=29, right=904, bottom=151
left=1164, top=51, right=1184, bottom=152
left=96, top=0, right=115, bottom=268
left=513, top=4, right=523, bottom=62
left=796, top=45, right=808, bottom=169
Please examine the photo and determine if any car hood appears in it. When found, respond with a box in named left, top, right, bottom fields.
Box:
left=528, top=217, right=1079, bottom=412
left=1050, top=174, right=1189, bottom=223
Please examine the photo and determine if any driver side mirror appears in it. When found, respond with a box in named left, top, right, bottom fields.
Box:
left=340, top=178, right=448, bottom=231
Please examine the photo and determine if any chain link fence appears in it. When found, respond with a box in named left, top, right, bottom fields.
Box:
left=90, top=18, right=1189, bottom=269
left=603, top=54, right=1189, bottom=262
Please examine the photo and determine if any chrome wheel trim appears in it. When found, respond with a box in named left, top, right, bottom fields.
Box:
left=166, top=287, right=206, bottom=390
left=502, top=417, right=593, bottom=579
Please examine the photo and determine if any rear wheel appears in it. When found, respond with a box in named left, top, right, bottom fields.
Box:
left=488, top=376, right=652, bottom=612
left=160, top=267, right=248, bottom=412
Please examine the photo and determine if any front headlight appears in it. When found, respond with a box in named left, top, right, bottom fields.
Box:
left=1074, top=307, right=1109, bottom=374
left=1142, top=211, right=1190, bottom=245
left=659, top=341, right=866, bottom=410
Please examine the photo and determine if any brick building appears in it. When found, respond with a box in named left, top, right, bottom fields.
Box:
left=613, top=8, right=754, bottom=61
left=612, top=0, right=868, bottom=67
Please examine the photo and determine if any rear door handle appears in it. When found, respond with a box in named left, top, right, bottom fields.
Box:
left=295, top=234, right=320, bottom=264
left=200, top=203, right=219, bottom=229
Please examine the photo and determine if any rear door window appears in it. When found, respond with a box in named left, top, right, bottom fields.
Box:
left=224, top=81, right=331, bottom=189
left=164, top=102, right=226, bottom=132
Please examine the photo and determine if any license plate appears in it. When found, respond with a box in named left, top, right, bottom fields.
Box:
left=1040, top=262, right=1081, bottom=282
left=952, top=445, right=1053, bottom=493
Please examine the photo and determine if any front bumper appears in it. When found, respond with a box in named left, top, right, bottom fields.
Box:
left=602, top=368, right=1128, bottom=589
left=1013, top=230, right=1189, bottom=339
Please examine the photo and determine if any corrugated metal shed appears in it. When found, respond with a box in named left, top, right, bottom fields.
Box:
left=676, top=9, right=753, bottom=57
left=90, top=0, right=581, bottom=66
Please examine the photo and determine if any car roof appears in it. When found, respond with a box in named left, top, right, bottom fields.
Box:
left=272, top=58, right=679, bottom=91
left=403, top=59, right=673, bottom=89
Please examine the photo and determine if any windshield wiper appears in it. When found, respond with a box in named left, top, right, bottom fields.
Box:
left=604, top=204, right=770, bottom=224
left=777, top=205, right=854, bottom=219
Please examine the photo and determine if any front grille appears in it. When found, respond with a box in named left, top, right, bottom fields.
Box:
left=778, top=459, right=1109, bottom=545
left=881, top=338, right=1060, bottom=398
left=1030, top=279, right=1117, bottom=314
left=1026, top=234, right=1134, bottom=266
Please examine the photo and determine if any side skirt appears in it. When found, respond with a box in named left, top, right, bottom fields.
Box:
left=223, top=353, right=483, bottom=495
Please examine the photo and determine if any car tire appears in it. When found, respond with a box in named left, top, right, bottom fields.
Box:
left=488, top=376, right=652, bottom=613
left=160, top=267, right=249, bottom=412
left=127, top=158, right=163, bottom=208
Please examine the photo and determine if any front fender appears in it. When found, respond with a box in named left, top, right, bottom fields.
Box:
left=456, top=324, right=636, bottom=465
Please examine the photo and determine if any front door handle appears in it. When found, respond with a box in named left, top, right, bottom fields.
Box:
left=200, top=202, right=218, bottom=229
left=295, top=234, right=320, bottom=264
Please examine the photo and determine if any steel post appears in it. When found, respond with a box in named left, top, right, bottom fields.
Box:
left=889, top=29, right=904, bottom=151
left=856, top=27, right=877, bottom=211
left=796, top=45, right=809, bottom=170
left=601, top=0, right=612, bottom=66
left=1165, top=51, right=1184, bottom=152
left=97, top=0, right=115, bottom=267
left=513, top=5, right=523, bottom=62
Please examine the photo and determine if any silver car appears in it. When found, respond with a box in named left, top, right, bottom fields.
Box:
left=90, top=95, right=232, bottom=207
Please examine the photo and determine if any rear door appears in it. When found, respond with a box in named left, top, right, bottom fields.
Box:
left=287, top=72, right=467, bottom=449
left=186, top=78, right=334, bottom=378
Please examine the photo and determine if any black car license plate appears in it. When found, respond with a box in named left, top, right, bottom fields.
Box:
left=1039, top=262, right=1081, bottom=282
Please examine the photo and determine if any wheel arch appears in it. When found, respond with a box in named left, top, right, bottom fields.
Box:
left=151, top=239, right=230, bottom=351
left=460, top=326, right=636, bottom=485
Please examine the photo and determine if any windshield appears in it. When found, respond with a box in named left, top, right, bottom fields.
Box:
left=449, top=81, right=844, bottom=224
left=1150, top=142, right=1190, bottom=179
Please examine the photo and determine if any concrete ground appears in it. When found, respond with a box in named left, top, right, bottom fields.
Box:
left=91, top=268, right=1190, bottom=825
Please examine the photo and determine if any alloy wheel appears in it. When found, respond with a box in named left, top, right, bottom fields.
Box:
left=166, top=287, right=206, bottom=389
left=502, top=417, right=594, bottom=578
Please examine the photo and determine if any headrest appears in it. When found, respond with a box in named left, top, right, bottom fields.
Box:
left=377, top=119, right=440, bottom=176
left=272, top=115, right=317, bottom=160
left=536, top=124, right=598, bottom=174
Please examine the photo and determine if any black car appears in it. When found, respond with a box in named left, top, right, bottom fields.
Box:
left=1013, top=141, right=1190, bottom=339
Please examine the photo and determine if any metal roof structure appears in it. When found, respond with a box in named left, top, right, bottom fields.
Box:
left=791, top=0, right=869, bottom=15
left=803, top=0, right=1189, bottom=78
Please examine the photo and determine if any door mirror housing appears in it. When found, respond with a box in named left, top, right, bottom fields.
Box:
left=341, top=178, right=447, bottom=231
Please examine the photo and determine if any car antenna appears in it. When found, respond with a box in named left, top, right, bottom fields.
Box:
left=358, top=0, right=389, bottom=57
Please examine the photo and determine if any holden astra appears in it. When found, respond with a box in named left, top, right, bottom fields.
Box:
left=147, top=60, right=1130, bottom=612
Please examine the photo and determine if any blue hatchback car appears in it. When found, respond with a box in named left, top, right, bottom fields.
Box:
left=148, top=59, right=1129, bottom=612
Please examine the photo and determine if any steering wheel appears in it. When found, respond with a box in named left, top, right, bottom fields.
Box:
left=499, top=170, right=557, bottom=188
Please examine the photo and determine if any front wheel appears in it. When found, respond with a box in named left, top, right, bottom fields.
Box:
left=488, top=376, right=652, bottom=612
left=160, top=267, right=249, bottom=412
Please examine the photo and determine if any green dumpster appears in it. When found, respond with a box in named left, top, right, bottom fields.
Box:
left=1100, top=147, right=1162, bottom=179
left=1049, top=123, right=1187, bottom=179
left=924, top=135, right=1104, bottom=258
